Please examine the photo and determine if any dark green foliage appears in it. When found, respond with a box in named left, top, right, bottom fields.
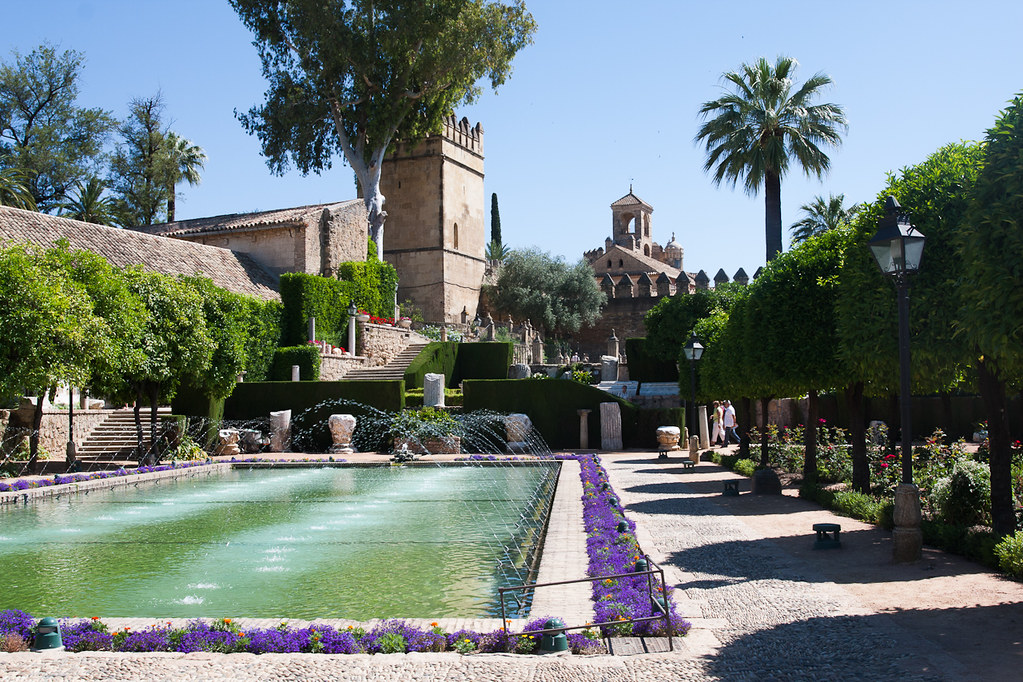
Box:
left=223, top=380, right=404, bottom=420
left=271, top=346, right=320, bottom=382
left=463, top=379, right=639, bottom=449
left=280, top=268, right=396, bottom=346
left=933, top=460, right=991, bottom=527
left=921, top=520, right=999, bottom=568
left=623, top=338, right=678, bottom=382
left=491, top=192, right=501, bottom=244
left=238, top=298, right=282, bottom=382
left=643, top=288, right=720, bottom=363
left=484, top=249, right=606, bottom=336
left=634, top=408, right=685, bottom=448
left=733, top=458, right=757, bottom=477
left=995, top=531, right=1023, bottom=578
left=405, top=388, right=463, bottom=408
left=403, top=342, right=512, bottom=389
left=181, top=277, right=250, bottom=400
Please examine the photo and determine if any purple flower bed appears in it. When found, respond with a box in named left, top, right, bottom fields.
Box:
left=0, top=462, right=211, bottom=493
left=2, top=452, right=687, bottom=654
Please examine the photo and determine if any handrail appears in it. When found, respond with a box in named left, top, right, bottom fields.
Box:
left=497, top=553, right=674, bottom=651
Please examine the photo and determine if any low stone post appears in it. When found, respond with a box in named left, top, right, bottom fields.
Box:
left=600, top=402, right=623, bottom=451
left=291, top=365, right=300, bottom=381
left=505, top=413, right=533, bottom=453
left=689, top=435, right=699, bottom=464
left=328, top=414, right=357, bottom=454
left=893, top=483, right=923, bottom=562
left=607, top=329, right=619, bottom=359
left=440, top=326, right=448, bottom=342
left=424, top=373, right=446, bottom=408
left=601, top=355, right=619, bottom=383
left=577, top=409, right=591, bottom=449
left=269, top=410, right=291, bottom=452
left=698, top=404, right=710, bottom=449
left=307, top=316, right=316, bottom=343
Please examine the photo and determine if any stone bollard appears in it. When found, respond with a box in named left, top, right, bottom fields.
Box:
left=893, top=483, right=923, bottom=562
left=578, top=409, right=592, bottom=449
left=328, top=414, right=357, bottom=454
left=423, top=373, right=446, bottom=407
left=601, top=355, right=619, bottom=383
left=291, top=365, right=300, bottom=381
left=689, top=435, right=700, bottom=464
left=505, top=413, right=533, bottom=453
left=698, top=404, right=710, bottom=449
left=215, top=429, right=240, bottom=456
left=600, top=402, right=623, bottom=451
left=269, top=410, right=291, bottom=452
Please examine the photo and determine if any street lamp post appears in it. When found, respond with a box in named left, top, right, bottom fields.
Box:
left=868, top=196, right=926, bottom=563
left=682, top=334, right=704, bottom=445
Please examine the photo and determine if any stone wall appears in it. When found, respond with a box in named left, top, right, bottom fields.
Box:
left=573, top=296, right=661, bottom=365
left=360, top=323, right=428, bottom=366
left=2, top=406, right=114, bottom=460
left=319, top=354, right=367, bottom=380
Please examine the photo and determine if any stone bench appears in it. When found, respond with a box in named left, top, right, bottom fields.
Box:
left=813, top=522, right=841, bottom=549
left=679, top=459, right=695, bottom=470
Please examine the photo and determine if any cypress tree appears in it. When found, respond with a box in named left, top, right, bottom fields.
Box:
left=491, top=192, right=502, bottom=245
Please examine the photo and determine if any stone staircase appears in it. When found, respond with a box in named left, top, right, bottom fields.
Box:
left=342, top=343, right=429, bottom=382
left=75, top=407, right=172, bottom=461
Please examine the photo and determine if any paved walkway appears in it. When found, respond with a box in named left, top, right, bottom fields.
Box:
left=3, top=451, right=1022, bottom=680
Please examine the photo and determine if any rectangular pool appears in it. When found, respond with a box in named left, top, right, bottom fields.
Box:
left=0, top=463, right=558, bottom=619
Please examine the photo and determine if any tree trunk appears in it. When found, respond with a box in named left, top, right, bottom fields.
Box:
left=133, top=387, right=144, bottom=462
left=148, top=383, right=160, bottom=466
left=28, top=391, right=46, bottom=475
left=977, top=358, right=1015, bottom=537
left=847, top=382, right=869, bottom=493
left=765, top=170, right=783, bottom=262
left=167, top=187, right=176, bottom=222
left=803, top=389, right=818, bottom=485
left=759, top=396, right=771, bottom=467
left=738, top=397, right=752, bottom=458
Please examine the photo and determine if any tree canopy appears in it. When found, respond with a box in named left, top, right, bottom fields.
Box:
left=696, top=56, right=846, bottom=261
left=0, top=44, right=116, bottom=212
left=232, top=0, right=536, bottom=256
left=484, top=248, right=605, bottom=337
left=789, top=193, right=858, bottom=245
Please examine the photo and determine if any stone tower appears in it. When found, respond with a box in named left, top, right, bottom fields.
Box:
left=610, top=188, right=655, bottom=257
left=379, top=115, right=486, bottom=323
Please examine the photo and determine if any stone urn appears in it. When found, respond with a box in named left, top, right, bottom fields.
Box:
left=505, top=413, right=533, bottom=454
left=397, top=317, right=412, bottom=329
left=656, top=426, right=681, bottom=456
left=356, top=313, right=371, bottom=323
left=215, top=429, right=240, bottom=456
left=328, top=414, right=357, bottom=454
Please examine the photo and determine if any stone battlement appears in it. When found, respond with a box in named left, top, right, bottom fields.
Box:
left=442, top=114, right=484, bottom=155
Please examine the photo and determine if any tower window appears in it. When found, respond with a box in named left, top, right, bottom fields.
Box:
left=453, top=222, right=459, bottom=249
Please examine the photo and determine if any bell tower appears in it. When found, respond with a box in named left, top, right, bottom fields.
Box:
left=610, top=187, right=655, bottom=258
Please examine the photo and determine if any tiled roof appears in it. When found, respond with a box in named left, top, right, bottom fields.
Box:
left=134, top=200, right=363, bottom=237
left=600, top=244, right=682, bottom=279
left=0, top=206, right=280, bottom=300
left=610, top=192, right=653, bottom=210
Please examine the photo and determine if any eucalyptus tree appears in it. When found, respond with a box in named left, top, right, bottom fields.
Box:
left=957, top=93, right=1023, bottom=537
left=696, top=56, right=846, bottom=262
left=231, top=0, right=536, bottom=257
left=0, top=44, right=116, bottom=211
left=789, top=193, right=859, bottom=245
left=163, top=131, right=205, bottom=222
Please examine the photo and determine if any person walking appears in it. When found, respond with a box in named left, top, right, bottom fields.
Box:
left=711, top=400, right=725, bottom=447
left=722, top=400, right=740, bottom=445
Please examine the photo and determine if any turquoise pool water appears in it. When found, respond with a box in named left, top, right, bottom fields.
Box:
left=0, top=464, right=557, bottom=619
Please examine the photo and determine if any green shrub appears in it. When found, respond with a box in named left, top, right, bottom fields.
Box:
left=922, top=520, right=999, bottom=567
left=270, top=345, right=321, bottom=381
left=733, top=458, right=756, bottom=477
left=624, top=337, right=679, bottom=382
left=995, top=531, right=1023, bottom=578
left=832, top=490, right=886, bottom=524
left=931, top=459, right=991, bottom=526
left=404, top=388, right=463, bottom=408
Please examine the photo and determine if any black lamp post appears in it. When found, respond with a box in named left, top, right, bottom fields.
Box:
left=682, top=334, right=704, bottom=445
left=868, top=195, right=926, bottom=562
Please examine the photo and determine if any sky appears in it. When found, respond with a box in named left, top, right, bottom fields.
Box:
left=4, top=0, right=1023, bottom=277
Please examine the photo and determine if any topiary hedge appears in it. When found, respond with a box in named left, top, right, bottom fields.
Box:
left=271, top=345, right=321, bottom=381
left=403, top=342, right=513, bottom=389
left=223, top=380, right=405, bottom=420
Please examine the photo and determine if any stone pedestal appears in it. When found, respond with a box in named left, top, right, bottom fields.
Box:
left=215, top=429, right=240, bottom=456
left=600, top=355, right=618, bottom=383
left=578, top=409, right=592, bottom=449
left=532, top=337, right=544, bottom=363
left=505, top=413, right=533, bottom=453
left=269, top=410, right=291, bottom=452
left=238, top=429, right=263, bottom=454
left=893, top=483, right=923, bottom=563
left=509, top=363, right=530, bottom=380
left=689, top=435, right=700, bottom=464
left=328, top=414, right=357, bottom=454
left=600, top=402, right=623, bottom=451
left=607, top=329, right=619, bottom=359
left=698, top=405, right=710, bottom=449
left=291, top=365, right=301, bottom=381
left=423, top=373, right=446, bottom=407
left=751, top=467, right=782, bottom=495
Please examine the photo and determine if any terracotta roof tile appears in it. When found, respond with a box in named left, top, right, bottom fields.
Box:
left=135, top=200, right=362, bottom=237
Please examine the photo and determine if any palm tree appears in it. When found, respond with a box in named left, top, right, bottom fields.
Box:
left=61, top=177, right=118, bottom=225
left=789, top=193, right=859, bottom=245
left=696, top=56, right=847, bottom=262
left=0, top=168, right=37, bottom=211
left=486, top=239, right=511, bottom=263
left=163, top=131, right=206, bottom=222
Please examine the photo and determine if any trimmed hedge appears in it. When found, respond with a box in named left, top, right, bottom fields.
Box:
left=463, top=379, right=639, bottom=449
left=336, top=259, right=399, bottom=321
left=271, top=346, right=321, bottom=381
left=403, top=342, right=513, bottom=389
left=223, top=380, right=405, bottom=420
left=624, top=337, right=679, bottom=383
left=240, top=298, right=283, bottom=382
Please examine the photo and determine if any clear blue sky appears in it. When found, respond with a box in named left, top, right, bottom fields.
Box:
left=5, top=1, right=1022, bottom=277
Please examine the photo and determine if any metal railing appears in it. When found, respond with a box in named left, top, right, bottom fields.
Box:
left=497, top=554, right=674, bottom=651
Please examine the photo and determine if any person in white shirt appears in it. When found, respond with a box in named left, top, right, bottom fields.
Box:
left=722, top=400, right=739, bottom=445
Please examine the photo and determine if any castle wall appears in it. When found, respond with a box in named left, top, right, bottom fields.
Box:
left=192, top=225, right=307, bottom=275
left=572, top=295, right=664, bottom=362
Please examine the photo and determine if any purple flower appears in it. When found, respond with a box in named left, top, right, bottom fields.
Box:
left=59, top=620, right=113, bottom=652
left=177, top=621, right=243, bottom=653
left=115, top=626, right=172, bottom=652
left=0, top=609, right=35, bottom=640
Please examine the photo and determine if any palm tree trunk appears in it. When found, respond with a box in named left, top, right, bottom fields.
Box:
left=167, top=188, right=176, bottom=222
left=765, top=170, right=783, bottom=262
